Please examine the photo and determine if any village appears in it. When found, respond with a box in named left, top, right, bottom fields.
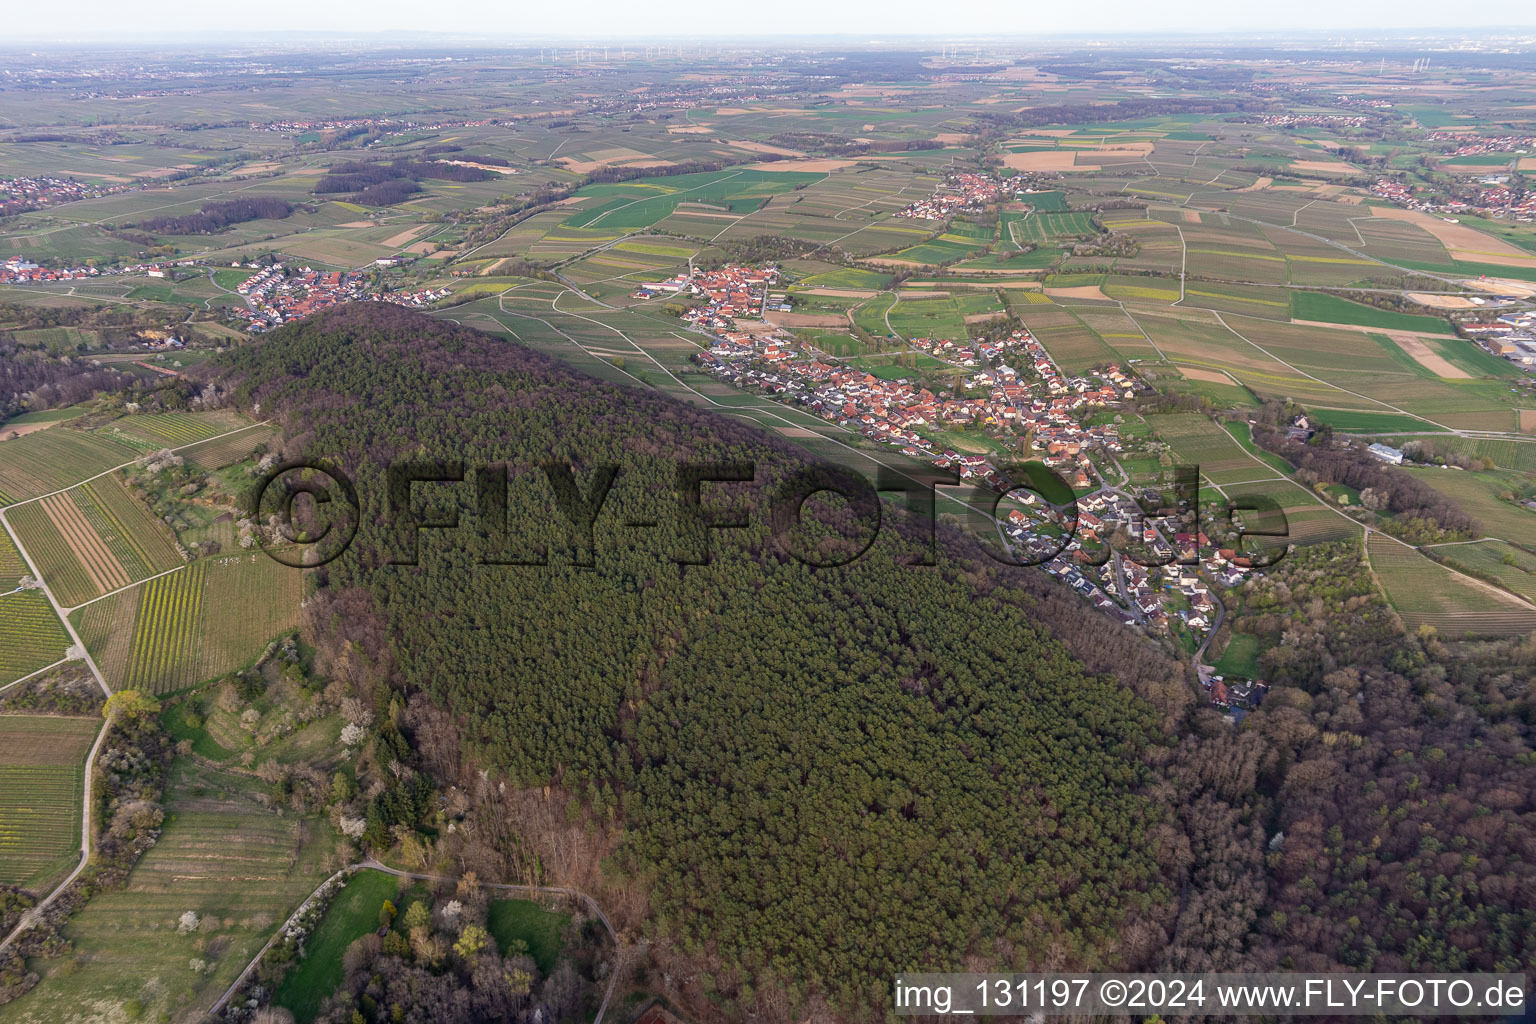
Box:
left=893, top=170, right=1011, bottom=220
left=0, top=254, right=99, bottom=284
left=631, top=262, right=779, bottom=321
left=1426, top=131, right=1536, bottom=157
left=0, top=174, right=133, bottom=217
left=678, top=262, right=1266, bottom=707
left=1370, top=174, right=1536, bottom=220
left=249, top=116, right=498, bottom=136
left=226, top=262, right=449, bottom=332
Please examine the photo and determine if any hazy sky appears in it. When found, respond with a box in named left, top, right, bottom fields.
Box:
left=7, top=0, right=1536, bottom=41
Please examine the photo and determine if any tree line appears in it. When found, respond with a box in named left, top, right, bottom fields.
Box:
left=1252, top=425, right=1475, bottom=539
left=130, top=196, right=293, bottom=235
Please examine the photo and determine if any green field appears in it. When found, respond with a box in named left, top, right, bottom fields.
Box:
left=1391, top=258, right=1536, bottom=284
left=1212, top=633, right=1264, bottom=679
left=1291, top=292, right=1457, bottom=336
left=272, top=869, right=402, bottom=1023
left=857, top=361, right=927, bottom=381
left=1307, top=409, right=1447, bottom=433
left=798, top=267, right=893, bottom=290
left=0, top=407, right=88, bottom=430
left=487, top=897, right=570, bottom=975
left=956, top=247, right=1064, bottom=271
left=1016, top=190, right=1069, bottom=211
left=885, top=294, right=972, bottom=340
left=890, top=236, right=987, bottom=265
left=1221, top=422, right=1295, bottom=474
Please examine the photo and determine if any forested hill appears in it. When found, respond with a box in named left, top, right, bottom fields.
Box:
left=208, top=303, right=1191, bottom=1008
left=205, top=305, right=1536, bottom=1021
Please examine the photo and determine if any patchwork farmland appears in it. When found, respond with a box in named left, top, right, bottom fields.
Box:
left=8, top=493, right=130, bottom=608
left=73, top=554, right=304, bottom=695
left=5, top=42, right=1536, bottom=1024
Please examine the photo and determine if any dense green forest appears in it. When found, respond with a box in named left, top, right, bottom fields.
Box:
left=204, top=305, right=1536, bottom=1022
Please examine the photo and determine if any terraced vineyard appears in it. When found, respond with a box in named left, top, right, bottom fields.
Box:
left=12, top=758, right=341, bottom=1024
left=94, top=410, right=253, bottom=452
left=72, top=588, right=138, bottom=688
left=77, top=476, right=183, bottom=578
left=1368, top=532, right=1536, bottom=637
left=0, top=521, right=73, bottom=683
left=121, top=562, right=207, bottom=694
left=180, top=423, right=278, bottom=470
left=0, top=590, right=72, bottom=684
left=197, top=554, right=305, bottom=680
left=5, top=496, right=122, bottom=608
left=0, top=715, right=97, bottom=889
left=0, top=429, right=140, bottom=506
left=0, top=520, right=28, bottom=580
left=73, top=554, right=304, bottom=694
